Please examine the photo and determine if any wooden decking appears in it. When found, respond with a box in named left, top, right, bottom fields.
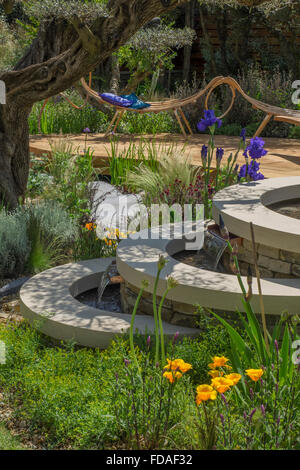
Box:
left=29, top=133, right=300, bottom=179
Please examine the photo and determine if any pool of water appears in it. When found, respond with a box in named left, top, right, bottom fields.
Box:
left=75, top=283, right=122, bottom=313
left=173, top=249, right=226, bottom=273
left=268, top=198, right=300, bottom=220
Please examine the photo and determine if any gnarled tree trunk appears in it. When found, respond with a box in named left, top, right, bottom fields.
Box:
left=0, top=99, right=32, bottom=208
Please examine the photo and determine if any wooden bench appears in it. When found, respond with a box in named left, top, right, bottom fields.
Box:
left=205, top=76, right=300, bottom=137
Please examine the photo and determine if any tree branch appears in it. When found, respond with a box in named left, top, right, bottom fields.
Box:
left=0, top=0, right=274, bottom=105
left=70, top=16, right=101, bottom=56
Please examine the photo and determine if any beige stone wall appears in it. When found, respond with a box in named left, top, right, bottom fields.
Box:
left=120, top=281, right=289, bottom=331
left=224, top=239, right=300, bottom=279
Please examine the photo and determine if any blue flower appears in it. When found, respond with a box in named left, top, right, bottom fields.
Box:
left=238, top=164, right=247, bottom=179
left=240, top=128, right=246, bottom=143
left=238, top=160, right=264, bottom=181
left=244, top=137, right=267, bottom=159
left=83, top=127, right=91, bottom=133
left=216, top=147, right=224, bottom=162
left=197, top=110, right=222, bottom=132
left=201, top=144, right=208, bottom=159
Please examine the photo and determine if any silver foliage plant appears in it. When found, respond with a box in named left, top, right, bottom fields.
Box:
left=0, top=201, right=78, bottom=279
left=0, top=209, right=29, bottom=278
left=23, top=202, right=78, bottom=244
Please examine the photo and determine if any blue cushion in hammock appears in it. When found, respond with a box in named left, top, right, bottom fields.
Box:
left=99, top=93, right=133, bottom=107
left=121, top=93, right=151, bottom=110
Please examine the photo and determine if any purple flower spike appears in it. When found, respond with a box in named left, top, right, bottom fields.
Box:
left=216, top=147, right=224, bottom=162
left=249, top=408, right=256, bottom=422
left=124, top=358, right=130, bottom=367
left=201, top=144, right=208, bottom=157
left=249, top=388, right=254, bottom=400
left=147, top=335, right=151, bottom=348
left=261, top=404, right=266, bottom=417
left=240, top=128, right=247, bottom=143
left=221, top=393, right=227, bottom=406
left=274, top=339, right=279, bottom=353
left=220, top=414, right=225, bottom=426
left=173, top=331, right=179, bottom=345
left=83, top=127, right=91, bottom=133
left=197, top=109, right=222, bottom=133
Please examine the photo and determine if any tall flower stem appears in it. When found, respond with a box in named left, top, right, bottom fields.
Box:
left=157, top=288, right=170, bottom=365
left=249, top=222, right=269, bottom=352
left=130, top=281, right=148, bottom=373
left=153, top=257, right=167, bottom=364
left=226, top=240, right=247, bottom=298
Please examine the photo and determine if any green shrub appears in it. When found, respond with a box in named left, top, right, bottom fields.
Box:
left=36, top=141, right=96, bottom=222
left=0, top=209, right=30, bottom=278
left=29, top=95, right=109, bottom=135
left=0, top=201, right=77, bottom=278
left=23, top=202, right=78, bottom=273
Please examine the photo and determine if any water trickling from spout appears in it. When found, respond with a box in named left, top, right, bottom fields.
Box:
left=197, top=229, right=228, bottom=271
left=97, top=260, right=119, bottom=307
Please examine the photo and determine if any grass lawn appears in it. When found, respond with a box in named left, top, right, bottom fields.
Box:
left=0, top=424, right=26, bottom=450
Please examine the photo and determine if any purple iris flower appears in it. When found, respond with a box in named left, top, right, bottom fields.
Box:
left=238, top=160, right=264, bottom=181
left=197, top=110, right=222, bottom=132
left=244, top=137, right=268, bottom=159
left=240, top=128, right=247, bottom=143
left=216, top=147, right=224, bottom=162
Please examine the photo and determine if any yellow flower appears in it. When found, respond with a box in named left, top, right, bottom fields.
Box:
left=211, top=377, right=233, bottom=393
left=163, top=370, right=182, bottom=384
left=165, top=358, right=192, bottom=373
left=208, top=370, right=223, bottom=378
left=245, top=369, right=264, bottom=382
left=225, top=373, right=241, bottom=385
left=196, top=384, right=217, bottom=405
left=208, top=356, right=229, bottom=369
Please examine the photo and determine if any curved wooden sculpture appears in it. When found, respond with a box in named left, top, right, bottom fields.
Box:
left=38, top=74, right=300, bottom=138
left=80, top=75, right=225, bottom=137
left=205, top=76, right=300, bottom=138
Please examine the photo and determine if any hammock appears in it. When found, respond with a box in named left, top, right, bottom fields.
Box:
left=79, top=75, right=225, bottom=137
left=38, top=74, right=225, bottom=137
left=39, top=74, right=299, bottom=138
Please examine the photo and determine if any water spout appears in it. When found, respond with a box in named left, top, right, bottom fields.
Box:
left=197, top=228, right=228, bottom=272
left=97, top=260, right=119, bottom=307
